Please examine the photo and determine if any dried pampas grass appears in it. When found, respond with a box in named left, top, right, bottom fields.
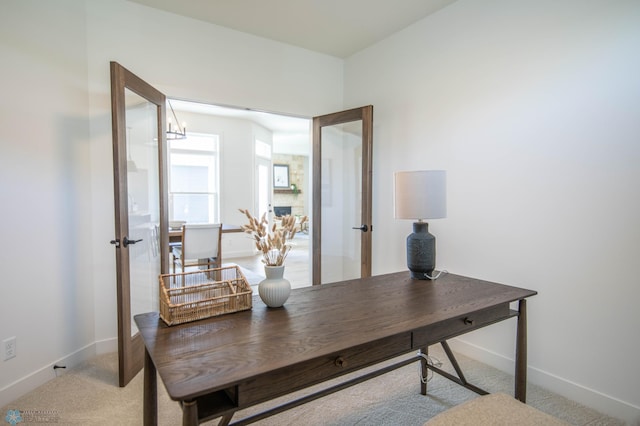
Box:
left=239, top=209, right=308, bottom=266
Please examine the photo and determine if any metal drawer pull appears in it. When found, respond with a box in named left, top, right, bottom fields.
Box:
left=334, top=356, right=347, bottom=368
left=463, top=317, right=474, bottom=325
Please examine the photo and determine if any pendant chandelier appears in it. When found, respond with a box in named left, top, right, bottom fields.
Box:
left=167, top=100, right=187, bottom=140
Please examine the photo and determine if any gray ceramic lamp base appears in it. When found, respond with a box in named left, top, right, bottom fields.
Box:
left=407, top=222, right=436, bottom=280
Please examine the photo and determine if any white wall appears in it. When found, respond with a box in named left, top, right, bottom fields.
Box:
left=0, top=0, right=95, bottom=404
left=1, top=0, right=343, bottom=406
left=345, top=0, right=640, bottom=422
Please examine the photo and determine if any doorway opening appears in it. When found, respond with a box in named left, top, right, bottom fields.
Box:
left=167, top=99, right=312, bottom=289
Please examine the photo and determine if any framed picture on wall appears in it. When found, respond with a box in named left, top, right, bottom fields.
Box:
left=273, top=164, right=290, bottom=188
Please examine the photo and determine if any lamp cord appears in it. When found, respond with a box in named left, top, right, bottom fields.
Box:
left=418, top=351, right=443, bottom=383
left=422, top=270, right=448, bottom=280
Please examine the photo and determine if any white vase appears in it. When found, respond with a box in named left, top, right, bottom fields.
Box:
left=258, top=265, right=291, bottom=308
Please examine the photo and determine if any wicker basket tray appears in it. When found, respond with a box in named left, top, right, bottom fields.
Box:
left=159, top=265, right=253, bottom=326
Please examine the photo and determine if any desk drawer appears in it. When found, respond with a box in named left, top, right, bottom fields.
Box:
left=237, top=333, right=411, bottom=406
left=412, top=304, right=512, bottom=348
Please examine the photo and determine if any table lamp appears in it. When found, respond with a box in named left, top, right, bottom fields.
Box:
left=394, top=170, right=446, bottom=279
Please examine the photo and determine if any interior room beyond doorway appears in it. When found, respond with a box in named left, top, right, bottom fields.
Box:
left=168, top=99, right=312, bottom=288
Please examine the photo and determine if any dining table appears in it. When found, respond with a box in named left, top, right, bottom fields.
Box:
left=168, top=223, right=242, bottom=244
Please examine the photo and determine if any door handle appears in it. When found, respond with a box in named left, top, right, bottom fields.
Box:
left=110, top=239, right=120, bottom=248
left=352, top=224, right=368, bottom=232
left=123, top=237, right=143, bottom=247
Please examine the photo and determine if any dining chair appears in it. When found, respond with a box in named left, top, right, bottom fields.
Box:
left=171, top=223, right=222, bottom=274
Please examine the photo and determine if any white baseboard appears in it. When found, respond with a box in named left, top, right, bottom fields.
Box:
left=0, top=338, right=117, bottom=408
left=95, top=337, right=118, bottom=355
left=449, top=338, right=640, bottom=425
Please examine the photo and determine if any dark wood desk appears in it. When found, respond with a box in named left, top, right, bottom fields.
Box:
left=135, top=271, right=537, bottom=426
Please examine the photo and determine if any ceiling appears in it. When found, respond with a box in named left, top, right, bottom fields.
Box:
left=169, top=99, right=310, bottom=135
left=129, top=0, right=458, bottom=58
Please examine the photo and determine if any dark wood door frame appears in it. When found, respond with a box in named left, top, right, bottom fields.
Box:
left=312, top=106, right=373, bottom=285
left=110, top=62, right=169, bottom=386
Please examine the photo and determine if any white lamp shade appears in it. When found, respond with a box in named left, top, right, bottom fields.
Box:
left=394, top=170, right=446, bottom=220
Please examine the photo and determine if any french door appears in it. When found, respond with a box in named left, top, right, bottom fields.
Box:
left=110, top=62, right=168, bottom=386
left=312, top=106, right=373, bottom=285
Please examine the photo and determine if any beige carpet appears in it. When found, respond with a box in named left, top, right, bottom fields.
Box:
left=2, top=345, right=624, bottom=425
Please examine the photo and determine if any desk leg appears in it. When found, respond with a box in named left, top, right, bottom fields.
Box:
left=143, top=349, right=157, bottom=426
left=183, top=400, right=198, bottom=426
left=420, top=346, right=428, bottom=395
left=217, top=413, right=234, bottom=426
left=515, top=298, right=528, bottom=403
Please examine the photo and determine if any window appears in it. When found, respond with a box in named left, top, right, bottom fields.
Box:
left=169, top=133, right=220, bottom=224
left=255, top=139, right=271, bottom=159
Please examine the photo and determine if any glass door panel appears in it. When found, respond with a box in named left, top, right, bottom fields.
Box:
left=320, top=122, right=363, bottom=283
left=125, top=90, right=160, bottom=336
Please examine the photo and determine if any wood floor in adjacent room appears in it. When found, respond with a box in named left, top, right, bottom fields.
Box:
left=227, top=232, right=311, bottom=289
